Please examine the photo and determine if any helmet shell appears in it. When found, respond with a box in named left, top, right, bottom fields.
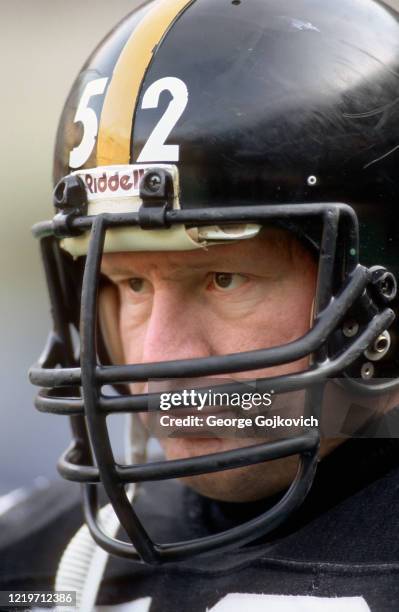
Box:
left=54, top=0, right=399, bottom=271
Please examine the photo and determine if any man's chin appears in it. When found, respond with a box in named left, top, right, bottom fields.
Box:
left=160, top=436, right=298, bottom=503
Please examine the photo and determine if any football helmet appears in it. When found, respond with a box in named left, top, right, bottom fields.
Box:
left=30, top=0, right=399, bottom=564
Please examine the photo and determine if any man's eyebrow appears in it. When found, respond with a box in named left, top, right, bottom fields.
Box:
left=100, top=253, right=260, bottom=277
left=100, top=265, right=137, bottom=278
left=101, top=258, right=219, bottom=274
left=101, top=263, right=208, bottom=278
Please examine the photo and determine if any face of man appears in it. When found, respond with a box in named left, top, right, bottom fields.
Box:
left=101, top=227, right=329, bottom=502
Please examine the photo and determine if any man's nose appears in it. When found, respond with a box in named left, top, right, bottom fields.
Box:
left=141, top=288, right=211, bottom=365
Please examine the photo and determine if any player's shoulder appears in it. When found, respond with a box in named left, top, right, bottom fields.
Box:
left=0, top=479, right=82, bottom=590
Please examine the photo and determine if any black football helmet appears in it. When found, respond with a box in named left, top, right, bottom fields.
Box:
left=30, top=0, right=399, bottom=564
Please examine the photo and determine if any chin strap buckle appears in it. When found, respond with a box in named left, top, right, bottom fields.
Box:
left=138, top=168, right=174, bottom=229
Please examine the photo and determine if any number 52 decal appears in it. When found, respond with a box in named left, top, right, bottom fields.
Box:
left=69, top=76, right=188, bottom=169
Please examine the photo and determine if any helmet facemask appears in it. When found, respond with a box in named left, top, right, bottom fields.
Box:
left=30, top=165, right=397, bottom=563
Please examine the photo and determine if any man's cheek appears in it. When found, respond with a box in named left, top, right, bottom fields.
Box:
left=138, top=411, right=150, bottom=429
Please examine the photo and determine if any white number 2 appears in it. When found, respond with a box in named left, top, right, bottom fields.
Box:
left=69, top=77, right=109, bottom=169
left=137, top=77, right=188, bottom=162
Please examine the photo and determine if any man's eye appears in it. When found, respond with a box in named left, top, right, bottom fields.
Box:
left=128, top=278, right=146, bottom=293
left=212, top=272, right=247, bottom=291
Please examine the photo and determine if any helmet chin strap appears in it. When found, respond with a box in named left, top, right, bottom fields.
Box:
left=55, top=415, right=148, bottom=612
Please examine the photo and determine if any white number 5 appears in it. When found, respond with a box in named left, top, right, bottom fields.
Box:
left=69, top=77, right=108, bottom=169
left=137, top=76, right=188, bottom=162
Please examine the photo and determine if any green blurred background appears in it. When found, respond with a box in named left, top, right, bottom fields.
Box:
left=0, top=0, right=140, bottom=494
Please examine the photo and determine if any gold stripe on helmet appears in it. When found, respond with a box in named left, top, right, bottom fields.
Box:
left=97, top=0, right=192, bottom=166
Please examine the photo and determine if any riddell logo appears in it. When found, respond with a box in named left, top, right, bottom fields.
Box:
left=84, top=169, right=146, bottom=195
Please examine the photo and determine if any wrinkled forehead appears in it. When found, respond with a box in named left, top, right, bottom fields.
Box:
left=100, top=226, right=314, bottom=277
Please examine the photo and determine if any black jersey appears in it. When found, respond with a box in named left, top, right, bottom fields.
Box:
left=1, top=438, right=399, bottom=612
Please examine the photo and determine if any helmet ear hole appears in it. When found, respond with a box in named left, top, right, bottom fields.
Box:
left=98, top=279, right=125, bottom=366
